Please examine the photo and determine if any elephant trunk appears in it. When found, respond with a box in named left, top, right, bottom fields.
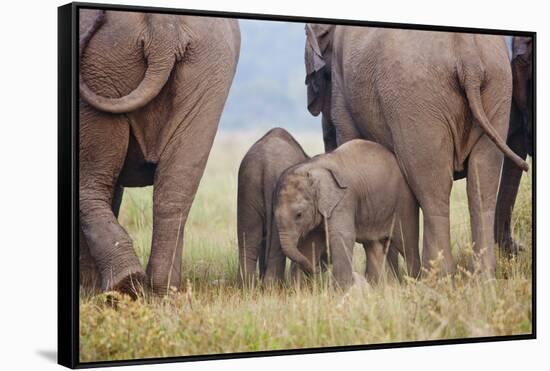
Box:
left=79, top=10, right=177, bottom=114
left=279, top=232, right=314, bottom=275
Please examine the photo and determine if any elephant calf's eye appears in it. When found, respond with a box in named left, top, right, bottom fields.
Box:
left=296, top=212, right=303, bottom=219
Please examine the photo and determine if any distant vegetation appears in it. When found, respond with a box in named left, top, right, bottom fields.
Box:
left=219, top=20, right=320, bottom=132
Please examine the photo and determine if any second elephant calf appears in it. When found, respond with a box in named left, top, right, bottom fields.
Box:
left=237, top=128, right=326, bottom=285
left=274, top=139, right=421, bottom=288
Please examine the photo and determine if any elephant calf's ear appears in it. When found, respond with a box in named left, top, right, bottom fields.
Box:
left=313, top=168, right=348, bottom=219
left=326, top=167, right=348, bottom=189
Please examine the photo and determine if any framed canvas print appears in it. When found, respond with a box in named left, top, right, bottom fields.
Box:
left=58, top=2, right=536, bottom=368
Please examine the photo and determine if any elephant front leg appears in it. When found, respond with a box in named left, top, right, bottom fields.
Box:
left=147, top=120, right=219, bottom=295
left=321, top=115, right=338, bottom=152
left=326, top=213, right=356, bottom=289
left=262, top=219, right=286, bottom=285
left=330, top=84, right=362, bottom=147
left=289, top=229, right=327, bottom=284
left=386, top=247, right=401, bottom=281
left=300, top=229, right=327, bottom=271
left=468, top=136, right=506, bottom=275
left=289, top=262, right=301, bottom=285
left=79, top=108, right=146, bottom=296
left=495, top=130, right=528, bottom=256
left=364, top=240, right=389, bottom=284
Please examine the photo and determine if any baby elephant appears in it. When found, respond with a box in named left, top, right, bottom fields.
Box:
left=237, top=128, right=326, bottom=286
left=274, top=139, right=420, bottom=288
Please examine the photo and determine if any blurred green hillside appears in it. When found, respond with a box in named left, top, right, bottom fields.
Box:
left=219, top=19, right=320, bottom=132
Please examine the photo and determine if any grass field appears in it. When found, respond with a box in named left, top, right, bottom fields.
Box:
left=79, top=131, right=533, bottom=362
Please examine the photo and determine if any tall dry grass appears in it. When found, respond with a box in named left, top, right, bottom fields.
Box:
left=79, top=132, right=532, bottom=362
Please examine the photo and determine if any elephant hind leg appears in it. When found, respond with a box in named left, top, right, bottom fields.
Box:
left=365, top=240, right=389, bottom=284
left=495, top=130, right=528, bottom=257
left=468, top=85, right=513, bottom=276
left=146, top=111, right=221, bottom=295
left=237, top=203, right=263, bottom=287
left=467, top=136, right=504, bottom=275
left=386, top=247, right=401, bottom=281
left=79, top=106, right=146, bottom=296
left=80, top=186, right=124, bottom=294
left=79, top=227, right=100, bottom=294
left=394, top=128, right=455, bottom=276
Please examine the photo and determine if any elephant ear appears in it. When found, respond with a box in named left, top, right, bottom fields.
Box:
left=511, top=36, right=533, bottom=111
left=305, top=24, right=330, bottom=116
left=512, top=36, right=532, bottom=62
left=310, top=167, right=348, bottom=219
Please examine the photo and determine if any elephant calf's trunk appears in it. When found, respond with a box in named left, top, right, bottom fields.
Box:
left=280, top=235, right=315, bottom=275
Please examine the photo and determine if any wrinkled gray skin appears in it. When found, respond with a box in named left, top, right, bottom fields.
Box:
left=305, top=24, right=529, bottom=276
left=78, top=10, right=240, bottom=296
left=495, top=36, right=533, bottom=256
left=274, top=140, right=420, bottom=289
left=237, top=128, right=326, bottom=285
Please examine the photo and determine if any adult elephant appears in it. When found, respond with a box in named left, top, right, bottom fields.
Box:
left=78, top=9, right=240, bottom=295
left=495, top=36, right=533, bottom=256
left=304, top=24, right=528, bottom=276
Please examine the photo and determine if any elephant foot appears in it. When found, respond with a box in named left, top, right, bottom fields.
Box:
left=102, top=266, right=147, bottom=299
left=499, top=236, right=525, bottom=258
left=147, top=276, right=182, bottom=297
left=113, top=272, right=148, bottom=299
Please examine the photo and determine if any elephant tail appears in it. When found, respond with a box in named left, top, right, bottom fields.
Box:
left=79, top=10, right=176, bottom=114
left=458, top=60, right=529, bottom=172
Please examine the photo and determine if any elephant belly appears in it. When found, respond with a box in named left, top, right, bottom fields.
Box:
left=355, top=217, right=394, bottom=245
left=117, top=132, right=156, bottom=188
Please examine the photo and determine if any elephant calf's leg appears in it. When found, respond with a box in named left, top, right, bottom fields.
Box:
left=365, top=240, right=389, bottom=284
left=302, top=229, right=327, bottom=272
left=393, top=202, right=421, bottom=279
left=327, top=223, right=356, bottom=289
left=237, top=206, right=263, bottom=287
left=386, top=247, right=401, bottom=281
left=262, top=219, right=286, bottom=286
left=288, top=229, right=327, bottom=284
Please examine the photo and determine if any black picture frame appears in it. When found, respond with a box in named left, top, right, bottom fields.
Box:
left=58, top=2, right=536, bottom=368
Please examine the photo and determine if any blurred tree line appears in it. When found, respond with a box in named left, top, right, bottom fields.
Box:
left=219, top=19, right=320, bottom=132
